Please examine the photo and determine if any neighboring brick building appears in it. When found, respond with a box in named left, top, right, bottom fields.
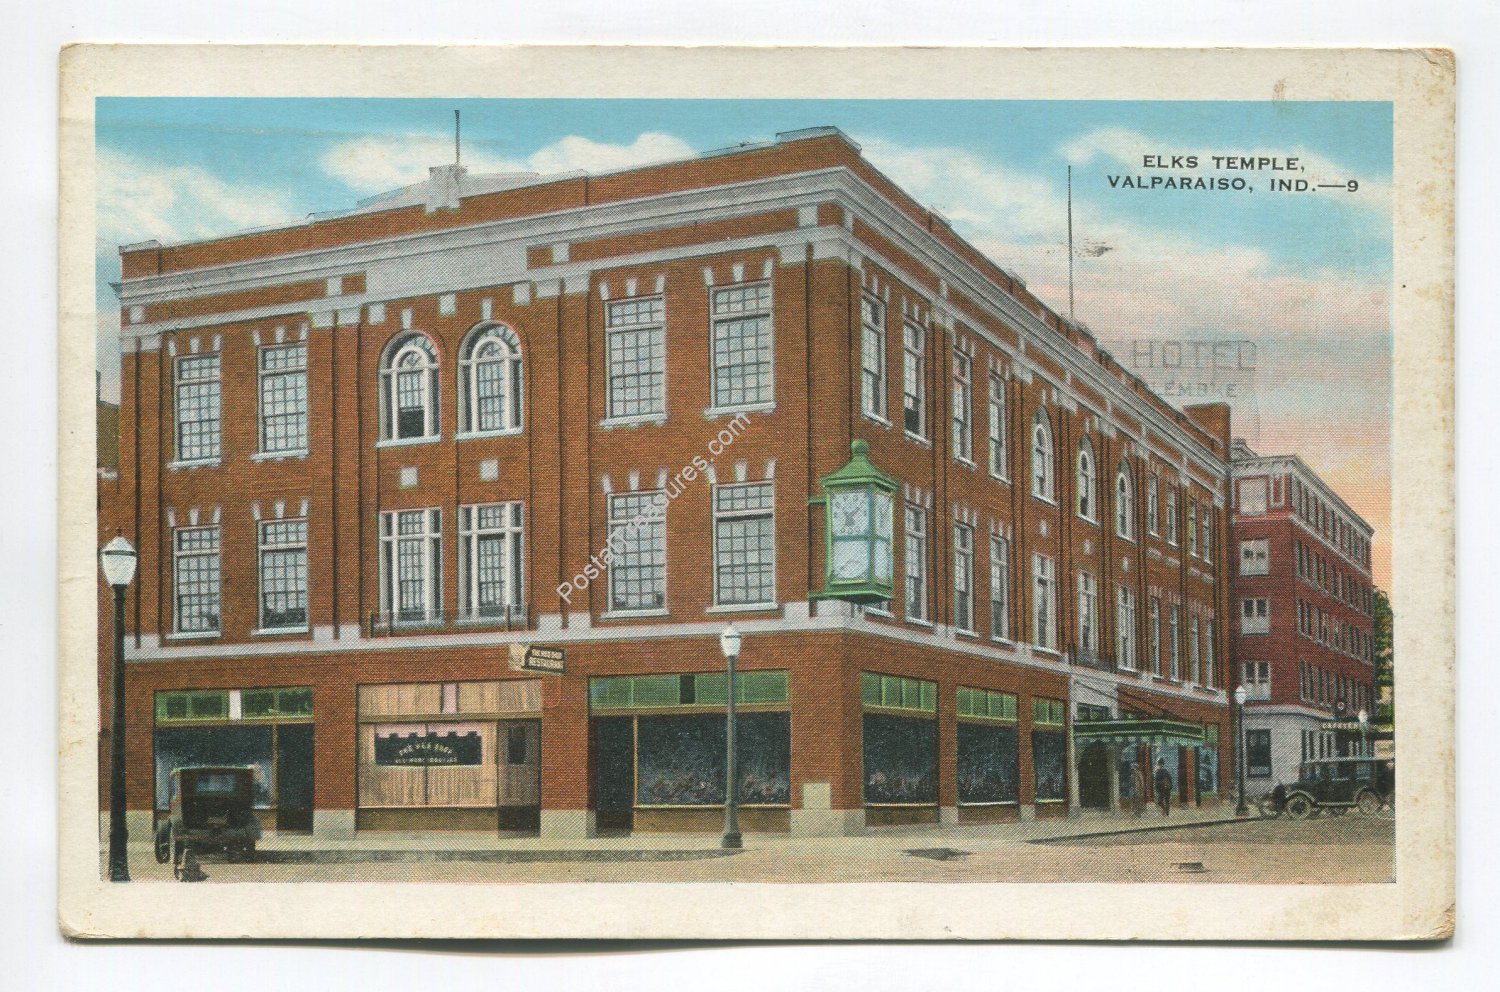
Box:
left=1229, top=440, right=1377, bottom=786
left=102, top=126, right=1234, bottom=840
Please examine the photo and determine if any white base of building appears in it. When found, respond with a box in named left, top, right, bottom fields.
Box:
left=539, top=810, right=597, bottom=839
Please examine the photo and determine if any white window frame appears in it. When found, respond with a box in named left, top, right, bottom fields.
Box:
left=1188, top=613, right=1201, bottom=685
left=1077, top=571, right=1099, bottom=655
left=1075, top=439, right=1096, bottom=522
left=172, top=524, right=222, bottom=635
left=606, top=490, right=668, bottom=614
left=257, top=343, right=308, bottom=456
left=257, top=518, right=308, bottom=632
left=1187, top=499, right=1199, bottom=557
left=987, top=372, right=1007, bottom=479
left=953, top=522, right=975, bottom=633
left=1031, top=411, right=1055, bottom=502
left=380, top=508, right=443, bottom=625
left=1146, top=473, right=1160, bottom=536
left=860, top=293, right=887, bottom=422
left=712, top=481, right=776, bottom=608
left=709, top=283, right=775, bottom=413
left=989, top=535, right=1010, bottom=641
left=174, top=353, right=222, bottom=463
left=604, top=296, right=667, bottom=423
left=1240, top=597, right=1270, bottom=635
left=1032, top=553, right=1055, bottom=650
left=1240, top=538, right=1270, bottom=576
left=458, top=323, right=524, bottom=436
left=952, top=348, right=973, bottom=464
left=1243, top=661, right=1271, bottom=700
left=1148, top=595, right=1162, bottom=676
left=458, top=502, right=525, bottom=621
left=1115, top=462, right=1134, bottom=540
left=904, top=504, right=929, bottom=623
left=1204, top=618, right=1217, bottom=688
left=901, top=321, right=927, bottom=439
left=380, top=334, right=440, bottom=442
left=1115, top=585, right=1137, bottom=670
left=1168, top=603, right=1181, bottom=680
left=1166, top=486, right=1179, bottom=546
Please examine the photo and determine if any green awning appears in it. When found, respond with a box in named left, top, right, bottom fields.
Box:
left=1074, top=718, right=1206, bottom=747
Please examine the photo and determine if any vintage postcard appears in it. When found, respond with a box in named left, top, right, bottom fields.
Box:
left=58, top=45, right=1454, bottom=940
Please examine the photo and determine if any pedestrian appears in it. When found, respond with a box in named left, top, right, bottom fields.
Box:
left=1154, top=758, right=1173, bottom=817
left=1132, top=761, right=1148, bottom=817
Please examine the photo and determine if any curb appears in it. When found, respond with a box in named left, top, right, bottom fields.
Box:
left=1027, top=817, right=1249, bottom=844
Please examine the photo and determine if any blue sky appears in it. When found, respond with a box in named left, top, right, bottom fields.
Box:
left=94, top=97, right=1394, bottom=582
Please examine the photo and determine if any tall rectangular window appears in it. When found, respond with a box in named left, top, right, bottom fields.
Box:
left=258, top=343, right=308, bottom=454
left=174, top=353, right=222, bottom=462
left=459, top=503, right=524, bottom=619
left=904, top=504, right=928, bottom=622
left=1115, top=586, right=1137, bottom=670
left=710, top=283, right=773, bottom=410
left=1077, top=571, right=1098, bottom=655
left=1243, top=660, right=1270, bottom=700
left=1241, top=597, right=1270, bottom=635
left=1201, top=507, right=1213, bottom=562
left=1146, top=474, right=1159, bottom=535
left=1240, top=538, right=1269, bottom=576
left=989, top=536, right=1010, bottom=640
left=953, top=522, right=974, bottom=632
left=607, top=491, right=667, bottom=612
left=1166, top=486, right=1179, bottom=546
left=1204, top=618, right=1217, bottom=688
left=713, top=482, right=775, bottom=606
left=380, top=509, right=442, bottom=625
left=987, top=372, right=1007, bottom=478
left=1246, top=729, right=1273, bottom=778
left=173, top=525, right=221, bottom=634
left=1168, top=603, right=1181, bottom=680
left=1188, top=614, right=1201, bottom=685
left=860, top=294, right=887, bottom=420
left=1032, top=554, right=1055, bottom=649
left=902, top=321, right=926, bottom=438
left=1187, top=500, right=1199, bottom=557
left=257, top=519, right=307, bottom=631
left=1148, top=595, right=1162, bottom=676
left=952, top=348, right=973, bottom=463
left=606, top=296, right=666, bottom=420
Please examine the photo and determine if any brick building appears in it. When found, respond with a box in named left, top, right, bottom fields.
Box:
left=1229, top=440, right=1377, bottom=786
left=101, top=127, right=1234, bottom=840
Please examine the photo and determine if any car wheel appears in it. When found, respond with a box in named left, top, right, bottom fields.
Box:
left=154, top=823, right=171, bottom=864
left=1356, top=790, right=1381, bottom=815
left=1286, top=795, right=1314, bottom=820
left=1257, top=797, right=1282, bottom=819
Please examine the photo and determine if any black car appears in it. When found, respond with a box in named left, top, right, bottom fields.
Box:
left=1259, top=757, right=1394, bottom=819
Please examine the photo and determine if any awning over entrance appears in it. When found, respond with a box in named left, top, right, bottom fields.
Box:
left=1074, top=718, right=1206, bottom=747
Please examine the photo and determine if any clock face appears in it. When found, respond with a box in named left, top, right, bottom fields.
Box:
left=831, top=491, right=870, bottom=536
left=873, top=538, right=893, bottom=583
left=832, top=539, right=868, bottom=581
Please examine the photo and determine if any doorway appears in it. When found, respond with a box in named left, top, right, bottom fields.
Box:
left=593, top=716, right=634, bottom=833
left=1078, top=742, right=1112, bottom=809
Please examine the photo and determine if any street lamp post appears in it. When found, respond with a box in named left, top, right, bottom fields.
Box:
left=1358, top=708, right=1370, bottom=757
left=1233, top=684, right=1249, bottom=817
left=100, top=534, right=138, bottom=881
left=719, top=625, right=743, bottom=850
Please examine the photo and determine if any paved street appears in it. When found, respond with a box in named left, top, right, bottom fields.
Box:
left=113, top=811, right=1393, bottom=885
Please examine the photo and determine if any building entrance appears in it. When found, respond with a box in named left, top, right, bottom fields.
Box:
left=1078, top=742, right=1112, bottom=809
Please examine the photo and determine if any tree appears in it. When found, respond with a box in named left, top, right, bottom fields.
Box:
left=1373, top=588, right=1394, bottom=725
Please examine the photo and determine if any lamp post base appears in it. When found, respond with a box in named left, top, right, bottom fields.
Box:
left=721, top=831, right=743, bottom=850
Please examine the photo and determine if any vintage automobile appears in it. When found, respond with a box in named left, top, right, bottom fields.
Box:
left=154, top=766, right=263, bottom=873
left=1257, top=757, right=1394, bottom=819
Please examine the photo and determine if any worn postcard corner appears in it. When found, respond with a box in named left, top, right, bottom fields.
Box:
left=57, top=44, right=1453, bottom=941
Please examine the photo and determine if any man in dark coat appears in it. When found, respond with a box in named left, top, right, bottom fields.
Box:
left=1154, top=758, right=1173, bottom=816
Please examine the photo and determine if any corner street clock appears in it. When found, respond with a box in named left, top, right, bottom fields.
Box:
left=811, top=439, right=898, bottom=605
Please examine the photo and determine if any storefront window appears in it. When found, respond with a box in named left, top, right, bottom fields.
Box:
left=155, top=725, right=274, bottom=809
left=1031, top=729, right=1067, bottom=802
left=634, top=712, right=790, bottom=806
left=957, top=723, right=1019, bottom=804
left=862, top=712, right=937, bottom=805
left=1197, top=725, right=1220, bottom=795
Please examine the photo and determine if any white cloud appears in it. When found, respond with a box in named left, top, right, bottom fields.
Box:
left=96, top=147, right=303, bottom=249
left=319, top=131, right=697, bottom=194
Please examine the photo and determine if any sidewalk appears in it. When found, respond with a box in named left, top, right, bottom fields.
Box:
left=180, top=803, right=1243, bottom=859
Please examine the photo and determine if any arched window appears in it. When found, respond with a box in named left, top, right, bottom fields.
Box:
left=1031, top=410, right=1054, bottom=501
left=1115, top=461, right=1135, bottom=540
left=1075, top=438, right=1096, bottom=521
left=459, top=323, right=523, bottom=434
left=380, top=333, right=439, bottom=441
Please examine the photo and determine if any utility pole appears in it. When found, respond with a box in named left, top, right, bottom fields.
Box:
left=454, top=109, right=461, bottom=165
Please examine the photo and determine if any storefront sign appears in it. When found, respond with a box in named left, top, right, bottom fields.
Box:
left=374, top=731, right=483, bottom=766
left=510, top=643, right=565, bottom=674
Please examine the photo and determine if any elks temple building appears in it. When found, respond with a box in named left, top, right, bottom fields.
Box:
left=1229, top=441, right=1377, bottom=785
left=100, top=127, right=1237, bottom=840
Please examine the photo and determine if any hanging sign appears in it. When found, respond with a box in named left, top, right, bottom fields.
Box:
left=509, top=643, right=565, bottom=674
